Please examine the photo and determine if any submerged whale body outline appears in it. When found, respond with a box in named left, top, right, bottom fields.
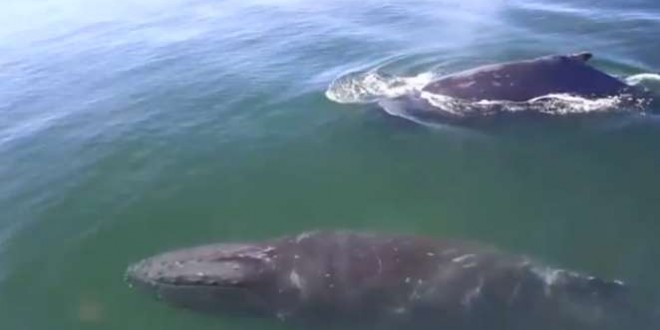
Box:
left=126, top=231, right=654, bottom=330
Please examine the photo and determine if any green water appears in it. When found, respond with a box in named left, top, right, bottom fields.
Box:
left=1, top=0, right=660, bottom=329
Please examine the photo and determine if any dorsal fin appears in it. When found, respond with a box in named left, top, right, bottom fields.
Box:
left=568, top=52, right=593, bottom=62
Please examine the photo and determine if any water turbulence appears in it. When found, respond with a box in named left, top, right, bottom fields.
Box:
left=325, top=69, right=436, bottom=105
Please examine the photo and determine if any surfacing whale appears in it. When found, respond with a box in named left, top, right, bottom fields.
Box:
left=423, top=52, right=629, bottom=102
left=125, top=231, right=654, bottom=330
left=376, top=53, right=653, bottom=122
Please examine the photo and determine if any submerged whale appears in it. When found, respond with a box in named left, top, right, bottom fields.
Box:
left=376, top=53, right=652, bottom=122
left=125, top=231, right=651, bottom=330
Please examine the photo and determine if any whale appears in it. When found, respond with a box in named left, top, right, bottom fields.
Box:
left=376, top=53, right=653, bottom=122
left=125, top=231, right=653, bottom=330
left=422, top=52, right=633, bottom=102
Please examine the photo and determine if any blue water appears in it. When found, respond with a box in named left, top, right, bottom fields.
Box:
left=1, top=0, right=659, bottom=329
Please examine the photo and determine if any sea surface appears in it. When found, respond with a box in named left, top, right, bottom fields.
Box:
left=1, top=0, right=660, bottom=329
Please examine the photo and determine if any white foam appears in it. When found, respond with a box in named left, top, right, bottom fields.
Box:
left=325, top=70, right=434, bottom=104
left=528, top=93, right=623, bottom=114
left=419, top=92, right=468, bottom=116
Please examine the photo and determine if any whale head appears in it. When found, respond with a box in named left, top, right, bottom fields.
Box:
left=125, top=243, right=280, bottom=316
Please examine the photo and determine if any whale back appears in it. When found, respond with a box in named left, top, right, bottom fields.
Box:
left=422, top=53, right=629, bottom=102
left=270, top=231, right=633, bottom=329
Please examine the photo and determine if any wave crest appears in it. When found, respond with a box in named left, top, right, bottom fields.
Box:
left=626, top=73, right=660, bottom=94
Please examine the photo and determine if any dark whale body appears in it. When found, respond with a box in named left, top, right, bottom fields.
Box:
left=125, top=231, right=652, bottom=330
left=376, top=53, right=654, bottom=123
left=423, top=52, right=631, bottom=102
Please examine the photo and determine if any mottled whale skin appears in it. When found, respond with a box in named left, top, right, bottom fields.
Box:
left=422, top=52, right=632, bottom=102
left=126, top=231, right=641, bottom=330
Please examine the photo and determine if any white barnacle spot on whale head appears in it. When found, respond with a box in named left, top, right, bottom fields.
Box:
left=533, top=267, right=563, bottom=286
left=392, top=306, right=407, bottom=315
left=462, top=261, right=478, bottom=269
left=457, top=80, right=476, bottom=88
left=289, top=270, right=305, bottom=291
left=296, top=232, right=315, bottom=243
left=260, top=246, right=275, bottom=260
left=531, top=267, right=569, bottom=296
left=276, top=311, right=290, bottom=321
left=461, top=278, right=484, bottom=308
left=508, top=282, right=522, bottom=306
left=452, top=254, right=476, bottom=263
left=442, top=249, right=458, bottom=256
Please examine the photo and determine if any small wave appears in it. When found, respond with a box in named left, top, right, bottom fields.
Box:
left=377, top=95, right=450, bottom=129
left=626, top=73, right=660, bottom=94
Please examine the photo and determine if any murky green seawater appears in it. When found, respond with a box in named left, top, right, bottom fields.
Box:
left=1, top=0, right=659, bottom=329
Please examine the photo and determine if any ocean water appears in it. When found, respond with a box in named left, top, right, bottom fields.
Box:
left=1, top=0, right=660, bottom=329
